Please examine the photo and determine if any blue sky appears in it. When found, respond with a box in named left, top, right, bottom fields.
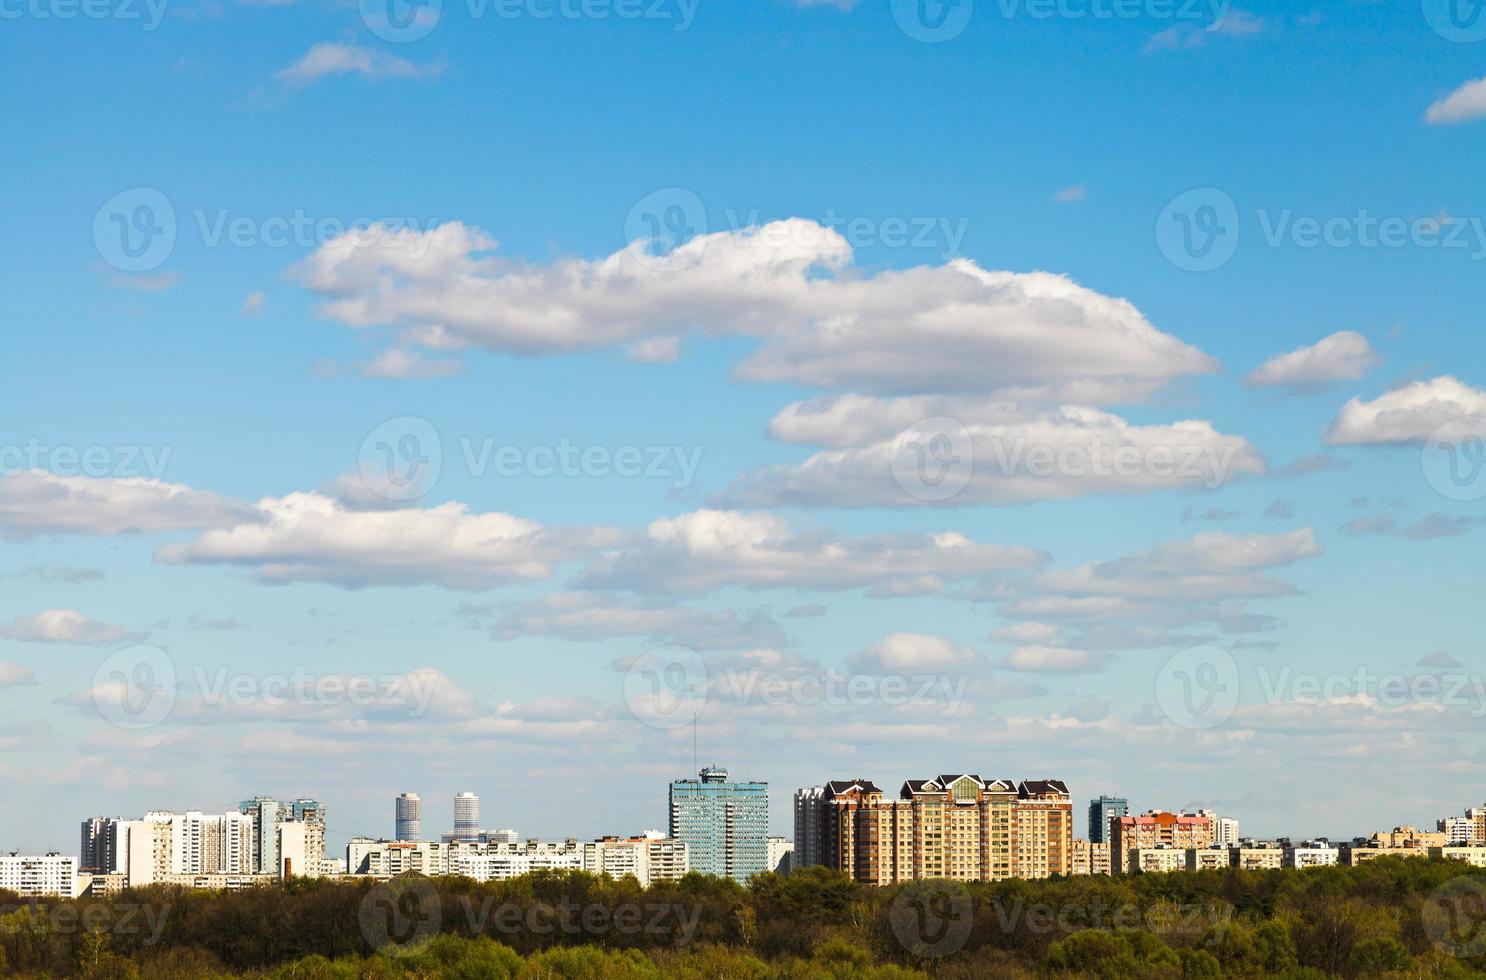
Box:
left=4, top=0, right=1486, bottom=853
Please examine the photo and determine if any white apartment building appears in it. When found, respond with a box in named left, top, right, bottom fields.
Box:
left=0, top=853, right=77, bottom=897
left=583, top=835, right=689, bottom=887
left=767, top=836, right=794, bottom=875
left=346, top=836, right=689, bottom=886
left=1283, top=842, right=1340, bottom=869
left=1195, top=809, right=1240, bottom=846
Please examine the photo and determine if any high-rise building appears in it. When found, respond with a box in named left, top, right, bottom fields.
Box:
left=454, top=792, right=480, bottom=842
left=239, top=797, right=327, bottom=876
left=793, top=786, right=826, bottom=869
left=1087, top=795, right=1128, bottom=844
left=396, top=793, right=422, bottom=842
left=668, top=766, right=768, bottom=884
left=1194, top=809, right=1240, bottom=846
left=815, top=775, right=1073, bottom=884
left=79, top=818, right=122, bottom=873
left=583, top=834, right=690, bottom=887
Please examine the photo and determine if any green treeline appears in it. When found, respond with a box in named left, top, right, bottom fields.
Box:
left=2, top=858, right=1485, bottom=978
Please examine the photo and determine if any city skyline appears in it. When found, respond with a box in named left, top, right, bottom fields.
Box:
left=6, top=0, right=1486, bottom=858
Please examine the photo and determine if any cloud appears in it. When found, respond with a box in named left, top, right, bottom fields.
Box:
left=1145, top=9, right=1264, bottom=52
left=277, top=42, right=444, bottom=87
left=482, top=593, right=789, bottom=651
left=295, top=219, right=1216, bottom=399
left=1341, top=512, right=1485, bottom=540
left=360, top=348, right=466, bottom=379
left=1426, top=76, right=1486, bottom=125
left=573, top=509, right=1045, bottom=596
left=997, top=645, right=1108, bottom=673
left=0, top=663, right=36, bottom=688
left=1327, top=376, right=1486, bottom=446
left=1276, top=453, right=1350, bottom=478
left=847, top=633, right=975, bottom=674
left=1263, top=500, right=1294, bottom=520
left=1053, top=185, right=1087, bottom=205
left=1246, top=331, right=1380, bottom=392
left=159, top=492, right=610, bottom=590
left=0, top=609, right=140, bottom=646
left=783, top=603, right=826, bottom=618
left=241, top=291, right=266, bottom=317
left=624, top=336, right=681, bottom=364
left=725, top=401, right=1264, bottom=507
left=0, top=472, right=255, bottom=538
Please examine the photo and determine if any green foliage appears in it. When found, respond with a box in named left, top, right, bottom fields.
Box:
left=4, top=859, right=1486, bottom=978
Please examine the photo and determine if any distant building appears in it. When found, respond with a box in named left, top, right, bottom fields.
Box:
left=1432, top=846, right=1486, bottom=868
left=79, top=817, right=122, bottom=874
left=816, top=775, right=1073, bottom=884
left=584, top=835, right=690, bottom=886
left=484, top=829, right=520, bottom=845
left=1196, top=809, right=1240, bottom=846
left=396, top=793, right=422, bottom=842
left=1187, top=846, right=1231, bottom=871
left=1087, top=796, right=1128, bottom=844
left=1283, top=841, right=1340, bottom=869
left=793, top=786, right=827, bottom=869
left=1128, top=848, right=1186, bottom=874
left=767, top=836, right=794, bottom=875
left=238, top=797, right=327, bottom=876
left=0, top=853, right=77, bottom=897
left=1070, top=839, right=1112, bottom=875
left=1438, top=807, right=1486, bottom=845
left=1112, top=812, right=1211, bottom=874
left=669, top=767, right=769, bottom=884
left=454, top=792, right=481, bottom=843
left=1231, top=843, right=1283, bottom=870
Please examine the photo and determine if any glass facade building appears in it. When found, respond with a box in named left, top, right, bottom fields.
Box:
left=1088, top=795, right=1129, bottom=844
left=669, top=767, right=768, bottom=883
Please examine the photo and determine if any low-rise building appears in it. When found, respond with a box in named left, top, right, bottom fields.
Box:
left=1431, top=846, right=1486, bottom=868
left=1128, top=848, right=1187, bottom=874
left=1283, top=841, right=1340, bottom=869
left=1187, top=846, right=1231, bottom=871
left=1343, top=842, right=1430, bottom=866
left=1232, top=843, right=1284, bottom=870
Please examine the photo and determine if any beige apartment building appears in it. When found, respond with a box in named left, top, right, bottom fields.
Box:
left=1128, top=848, right=1187, bottom=874
left=1069, top=839, right=1112, bottom=875
left=819, top=775, right=1072, bottom=884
